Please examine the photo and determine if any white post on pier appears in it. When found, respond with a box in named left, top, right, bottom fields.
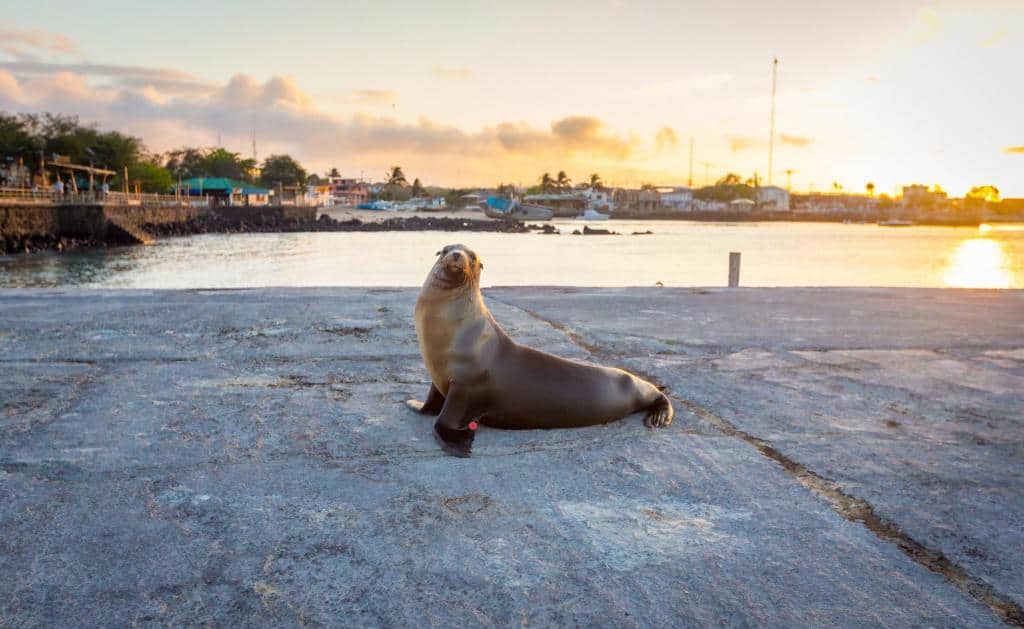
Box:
left=728, top=252, right=741, bottom=287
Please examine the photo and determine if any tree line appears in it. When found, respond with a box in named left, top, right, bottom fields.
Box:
left=0, top=112, right=309, bottom=192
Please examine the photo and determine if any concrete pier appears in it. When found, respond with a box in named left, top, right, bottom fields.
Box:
left=1, top=287, right=1021, bottom=626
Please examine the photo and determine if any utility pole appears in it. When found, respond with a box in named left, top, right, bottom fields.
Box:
left=688, top=136, right=694, bottom=188
left=768, top=56, right=778, bottom=185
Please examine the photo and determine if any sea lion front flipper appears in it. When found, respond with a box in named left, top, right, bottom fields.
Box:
left=432, top=380, right=477, bottom=457
left=405, top=383, right=445, bottom=416
left=643, top=393, right=674, bottom=428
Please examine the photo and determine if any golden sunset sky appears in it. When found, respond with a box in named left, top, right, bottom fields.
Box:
left=1, top=1, right=1022, bottom=196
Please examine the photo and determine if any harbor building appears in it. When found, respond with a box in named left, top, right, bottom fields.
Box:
left=659, top=187, right=694, bottom=210
left=757, top=185, right=790, bottom=210
left=329, top=177, right=369, bottom=206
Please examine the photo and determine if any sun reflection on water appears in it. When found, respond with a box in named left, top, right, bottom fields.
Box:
left=942, top=238, right=1012, bottom=288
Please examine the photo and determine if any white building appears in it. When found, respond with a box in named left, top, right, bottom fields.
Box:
left=581, top=186, right=615, bottom=212
left=729, top=198, right=756, bottom=212
left=659, top=187, right=693, bottom=210
left=305, top=184, right=332, bottom=207
left=757, top=185, right=790, bottom=211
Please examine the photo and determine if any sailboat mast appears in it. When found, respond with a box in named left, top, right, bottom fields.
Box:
left=768, top=57, right=778, bottom=185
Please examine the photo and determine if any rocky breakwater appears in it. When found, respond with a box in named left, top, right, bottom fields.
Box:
left=144, top=212, right=534, bottom=236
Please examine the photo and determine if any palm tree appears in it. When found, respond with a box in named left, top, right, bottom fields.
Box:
left=387, top=166, right=407, bottom=187
left=866, top=182, right=875, bottom=197
left=556, top=171, right=571, bottom=191
left=540, top=172, right=555, bottom=193
left=411, top=177, right=424, bottom=197
left=328, top=167, right=340, bottom=178
left=589, top=173, right=603, bottom=189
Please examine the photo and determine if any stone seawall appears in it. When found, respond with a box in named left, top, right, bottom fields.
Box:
left=0, top=203, right=204, bottom=240
left=210, top=204, right=317, bottom=224
left=0, top=203, right=309, bottom=253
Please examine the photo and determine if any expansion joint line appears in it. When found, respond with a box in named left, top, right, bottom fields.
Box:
left=490, top=294, right=1024, bottom=627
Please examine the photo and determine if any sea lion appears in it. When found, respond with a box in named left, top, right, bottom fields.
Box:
left=406, top=243, right=674, bottom=456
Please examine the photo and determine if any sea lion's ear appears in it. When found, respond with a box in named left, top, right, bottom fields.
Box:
left=435, top=250, right=441, bottom=256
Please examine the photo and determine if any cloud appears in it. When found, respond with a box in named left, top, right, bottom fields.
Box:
left=0, top=70, right=23, bottom=100
left=0, top=60, right=212, bottom=93
left=0, top=69, right=638, bottom=164
left=779, top=134, right=813, bottom=147
left=0, top=28, right=77, bottom=59
left=655, top=126, right=679, bottom=150
left=431, top=65, right=474, bottom=80
left=728, top=136, right=760, bottom=152
left=643, top=73, right=732, bottom=96
left=1004, top=146, right=1024, bottom=154
left=213, top=74, right=313, bottom=110
left=980, top=29, right=1006, bottom=47
left=908, top=7, right=944, bottom=46
left=347, top=89, right=397, bottom=105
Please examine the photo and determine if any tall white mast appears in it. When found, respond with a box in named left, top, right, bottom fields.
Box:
left=768, top=57, right=778, bottom=185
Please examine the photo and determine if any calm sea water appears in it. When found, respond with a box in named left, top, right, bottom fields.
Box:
left=2, top=221, right=1022, bottom=289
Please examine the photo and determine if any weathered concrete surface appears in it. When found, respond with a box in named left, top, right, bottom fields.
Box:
left=0, top=287, right=1020, bottom=626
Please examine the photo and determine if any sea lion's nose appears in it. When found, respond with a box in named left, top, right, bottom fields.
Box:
left=451, top=251, right=461, bottom=261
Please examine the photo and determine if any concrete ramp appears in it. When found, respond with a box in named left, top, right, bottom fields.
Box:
left=105, top=214, right=154, bottom=244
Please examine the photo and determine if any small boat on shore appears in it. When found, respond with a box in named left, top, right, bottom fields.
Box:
left=484, top=197, right=554, bottom=221
left=356, top=200, right=395, bottom=211
left=878, top=219, right=915, bottom=227
left=576, top=208, right=610, bottom=221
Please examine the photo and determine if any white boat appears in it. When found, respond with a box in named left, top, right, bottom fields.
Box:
left=484, top=197, right=554, bottom=221
left=576, top=208, right=610, bottom=221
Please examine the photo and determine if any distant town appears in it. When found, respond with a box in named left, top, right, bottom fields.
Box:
left=2, top=112, right=1022, bottom=225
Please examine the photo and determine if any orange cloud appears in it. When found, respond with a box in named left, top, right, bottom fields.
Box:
left=655, top=127, right=680, bottom=151
left=1004, top=146, right=1024, bottom=154
left=729, top=136, right=759, bottom=152
left=0, top=68, right=642, bottom=182
left=779, top=134, right=814, bottom=147
left=431, top=65, right=474, bottom=80
left=0, top=27, right=77, bottom=59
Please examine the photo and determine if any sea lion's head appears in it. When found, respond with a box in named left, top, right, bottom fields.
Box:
left=426, top=243, right=483, bottom=292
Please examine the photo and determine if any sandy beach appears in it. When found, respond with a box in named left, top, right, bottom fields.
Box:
left=321, top=205, right=490, bottom=224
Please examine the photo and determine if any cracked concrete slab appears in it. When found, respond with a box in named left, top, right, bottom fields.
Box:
left=491, top=287, right=1023, bottom=622
left=1, top=287, right=1021, bottom=626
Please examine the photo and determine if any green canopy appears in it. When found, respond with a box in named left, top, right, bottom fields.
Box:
left=171, top=177, right=269, bottom=195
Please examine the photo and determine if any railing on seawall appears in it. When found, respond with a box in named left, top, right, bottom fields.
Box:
left=0, top=188, right=210, bottom=207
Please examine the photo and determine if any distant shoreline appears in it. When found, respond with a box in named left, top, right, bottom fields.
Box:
left=4, top=208, right=1018, bottom=256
